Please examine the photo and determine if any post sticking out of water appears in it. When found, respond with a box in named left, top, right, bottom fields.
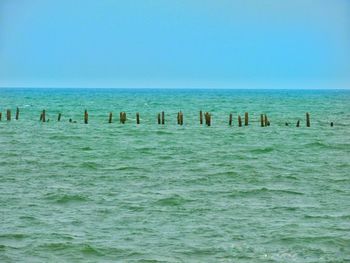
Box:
left=306, top=112, right=310, bottom=127
left=0, top=112, right=2, bottom=121
left=120, top=112, right=126, bottom=124
left=229, top=113, right=232, bottom=126
left=161, top=111, right=165, bottom=125
left=296, top=120, right=300, bottom=127
left=199, top=110, right=203, bottom=125
left=6, top=109, right=11, bottom=121
left=260, top=114, right=264, bottom=127
left=264, top=114, right=268, bottom=127
left=84, top=110, right=88, bottom=124
left=58, top=113, right=62, bottom=122
left=205, top=112, right=211, bottom=126
left=109, top=112, right=113, bottom=123
left=238, top=115, right=242, bottom=127
left=42, top=110, right=46, bottom=122
left=15, top=107, right=19, bottom=120
left=177, top=111, right=183, bottom=125
left=244, top=112, right=249, bottom=126
left=157, top=113, right=161, bottom=125
left=136, top=112, right=140, bottom=124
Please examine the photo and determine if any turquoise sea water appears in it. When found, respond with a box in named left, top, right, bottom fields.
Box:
left=1, top=88, right=350, bottom=262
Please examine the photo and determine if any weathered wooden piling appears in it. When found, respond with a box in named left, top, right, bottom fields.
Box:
left=264, top=114, right=268, bottom=127
left=42, top=110, right=46, bottom=122
left=260, top=114, right=264, bottom=127
left=306, top=112, right=310, bottom=127
left=136, top=112, right=140, bottom=124
left=296, top=120, right=300, bottom=127
left=238, top=115, right=242, bottom=127
left=157, top=113, right=161, bottom=124
left=161, top=111, right=165, bottom=125
left=0, top=112, right=2, bottom=121
left=229, top=113, right=233, bottom=126
left=180, top=112, right=183, bottom=125
left=15, top=107, right=19, bottom=120
left=199, top=110, right=203, bottom=125
left=204, top=112, right=211, bottom=126
left=120, top=112, right=126, bottom=124
left=84, top=110, right=88, bottom=124
left=244, top=112, right=249, bottom=126
left=108, top=112, right=113, bottom=123
left=6, top=109, right=11, bottom=121
left=58, top=113, right=62, bottom=122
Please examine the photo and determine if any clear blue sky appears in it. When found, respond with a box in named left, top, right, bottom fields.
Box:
left=1, top=0, right=349, bottom=88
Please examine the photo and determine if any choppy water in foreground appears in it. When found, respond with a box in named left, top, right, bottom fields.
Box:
left=1, top=88, right=350, bottom=262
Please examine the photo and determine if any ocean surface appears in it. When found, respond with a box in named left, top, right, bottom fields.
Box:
left=1, top=88, right=350, bottom=262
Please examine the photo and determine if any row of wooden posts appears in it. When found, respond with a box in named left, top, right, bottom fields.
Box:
left=1, top=108, right=318, bottom=127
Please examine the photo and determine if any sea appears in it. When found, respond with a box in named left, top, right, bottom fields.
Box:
left=0, top=88, right=350, bottom=262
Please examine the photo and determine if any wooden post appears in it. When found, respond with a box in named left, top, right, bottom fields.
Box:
left=306, top=112, right=310, bottom=127
left=205, top=112, right=211, bottom=126
left=229, top=113, right=232, bottom=126
left=109, top=112, right=113, bottom=123
left=296, top=120, right=300, bottom=127
left=177, top=112, right=180, bottom=125
left=157, top=113, right=161, bottom=124
left=84, top=110, right=88, bottom=124
left=199, top=110, right=203, bottom=125
left=119, top=112, right=126, bottom=124
left=15, top=107, right=19, bottom=120
left=179, top=112, right=183, bottom=125
left=136, top=112, right=140, bottom=124
left=264, top=114, right=268, bottom=127
left=161, top=111, right=165, bottom=125
left=6, top=109, right=11, bottom=121
left=330, top=122, right=334, bottom=127
left=260, top=114, right=264, bottom=127
left=238, top=115, right=242, bottom=127
left=58, top=113, right=62, bottom=122
left=0, top=112, right=2, bottom=121
left=42, top=110, right=46, bottom=122
left=244, top=112, right=249, bottom=126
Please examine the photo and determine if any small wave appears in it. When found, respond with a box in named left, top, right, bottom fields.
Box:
left=155, top=194, right=190, bottom=206
left=0, top=233, right=27, bottom=240
left=250, top=147, right=275, bottom=154
left=229, top=188, right=303, bottom=197
left=45, top=193, right=90, bottom=204
left=80, top=161, right=98, bottom=170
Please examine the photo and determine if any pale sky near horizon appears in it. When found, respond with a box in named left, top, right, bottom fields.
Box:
left=1, top=0, right=349, bottom=89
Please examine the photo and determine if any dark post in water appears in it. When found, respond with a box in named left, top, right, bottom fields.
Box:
left=157, top=113, right=161, bottom=125
left=238, top=115, right=242, bottom=127
left=199, top=110, right=203, bottom=125
left=260, top=114, right=264, bottom=127
left=0, top=112, right=2, bottom=121
left=6, top=109, right=11, bottom=121
left=58, top=113, right=62, bottom=122
left=306, top=112, right=310, bottom=127
left=15, top=107, right=19, bottom=120
left=84, top=110, right=88, bottom=124
left=244, top=112, right=249, bottom=126
left=109, top=112, right=113, bottom=123
left=296, top=120, right=300, bottom=127
left=42, top=110, right=46, bottom=122
left=136, top=112, right=140, bottom=124
left=161, top=111, right=165, bottom=125
left=229, top=113, right=232, bottom=126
